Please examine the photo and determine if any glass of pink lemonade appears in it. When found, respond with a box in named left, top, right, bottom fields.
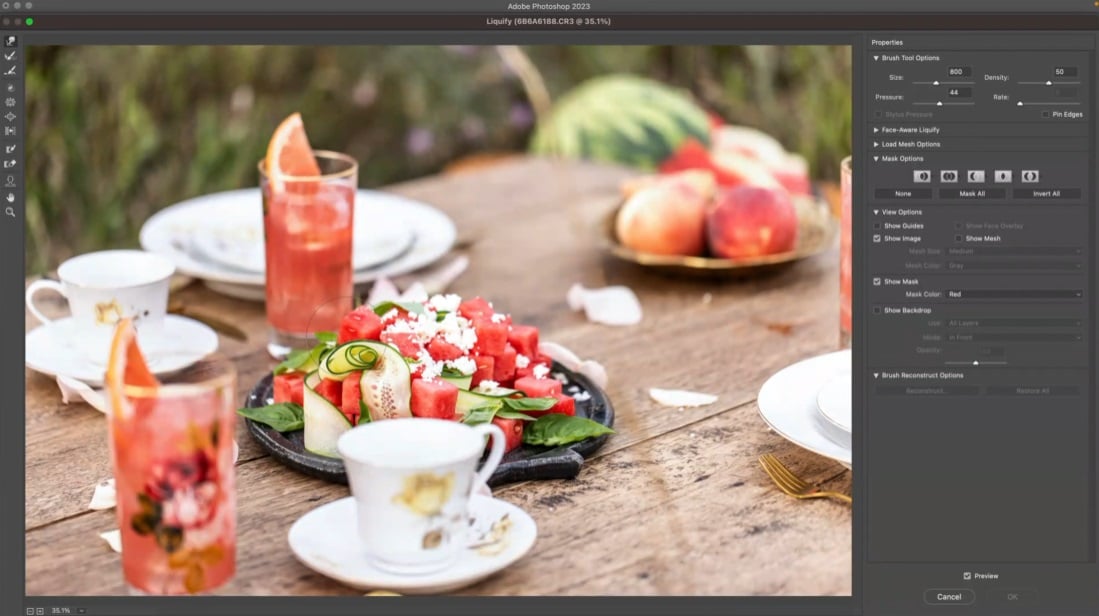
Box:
left=840, top=156, right=852, bottom=348
left=107, top=356, right=238, bottom=595
left=260, top=150, right=357, bottom=357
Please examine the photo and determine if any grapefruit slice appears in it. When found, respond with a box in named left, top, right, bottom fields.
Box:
left=265, top=112, right=321, bottom=193
left=105, top=318, right=159, bottom=420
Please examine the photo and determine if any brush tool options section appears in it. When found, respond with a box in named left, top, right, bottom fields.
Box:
left=862, top=34, right=1096, bottom=615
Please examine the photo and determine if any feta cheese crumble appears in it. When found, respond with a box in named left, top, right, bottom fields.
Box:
left=428, top=293, right=462, bottom=313
left=533, top=364, right=550, bottom=380
left=490, top=312, right=507, bottom=324
left=446, top=356, right=476, bottom=376
left=515, top=354, right=530, bottom=369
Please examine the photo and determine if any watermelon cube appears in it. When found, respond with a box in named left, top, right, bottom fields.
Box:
left=507, top=325, right=539, bottom=358
left=273, top=372, right=305, bottom=406
left=516, top=355, right=552, bottom=380
left=337, top=306, right=383, bottom=344
left=550, top=394, right=576, bottom=417
left=492, top=344, right=518, bottom=385
left=458, top=296, right=494, bottom=320
left=341, top=371, right=363, bottom=425
left=315, top=378, right=344, bottom=410
left=472, top=355, right=495, bottom=387
left=473, top=318, right=508, bottom=356
left=514, top=375, right=562, bottom=399
left=411, top=378, right=459, bottom=420
left=427, top=337, right=463, bottom=362
left=491, top=416, right=524, bottom=453
left=381, top=331, right=423, bottom=359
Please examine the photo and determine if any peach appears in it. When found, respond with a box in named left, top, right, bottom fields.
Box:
left=616, top=179, right=708, bottom=256
left=707, top=185, right=798, bottom=259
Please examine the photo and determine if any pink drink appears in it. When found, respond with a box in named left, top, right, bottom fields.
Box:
left=261, top=151, right=357, bottom=357
left=107, top=359, right=237, bottom=595
left=840, top=157, right=852, bottom=347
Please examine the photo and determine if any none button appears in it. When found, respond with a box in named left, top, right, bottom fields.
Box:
left=924, top=589, right=976, bottom=606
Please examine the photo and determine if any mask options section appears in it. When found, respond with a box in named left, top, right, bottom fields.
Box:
left=862, top=34, right=1096, bottom=615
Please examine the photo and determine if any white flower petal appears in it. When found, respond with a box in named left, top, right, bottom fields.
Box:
left=538, top=342, right=582, bottom=370
left=366, top=277, right=401, bottom=306
left=577, top=360, right=610, bottom=390
left=398, top=282, right=429, bottom=303
left=99, top=529, right=122, bottom=553
left=56, top=376, right=108, bottom=414
left=649, top=388, right=718, bottom=408
left=88, top=478, right=116, bottom=511
left=567, top=283, right=642, bottom=326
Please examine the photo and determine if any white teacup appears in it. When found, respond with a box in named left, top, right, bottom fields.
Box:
left=337, top=418, right=507, bottom=575
left=25, top=250, right=175, bottom=362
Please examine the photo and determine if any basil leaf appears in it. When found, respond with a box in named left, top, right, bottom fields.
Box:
left=495, top=409, right=537, bottom=421
left=273, top=349, right=311, bottom=375
left=315, top=331, right=337, bottom=345
left=237, top=403, right=304, bottom=433
left=359, top=400, right=372, bottom=424
left=502, top=396, right=557, bottom=412
left=435, top=310, right=450, bottom=322
left=522, top=414, right=614, bottom=447
left=273, top=341, right=333, bottom=375
left=462, top=404, right=501, bottom=426
left=372, top=301, right=426, bottom=317
left=441, top=366, right=471, bottom=379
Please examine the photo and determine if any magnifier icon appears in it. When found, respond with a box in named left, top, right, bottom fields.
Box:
left=5, top=206, right=14, bottom=217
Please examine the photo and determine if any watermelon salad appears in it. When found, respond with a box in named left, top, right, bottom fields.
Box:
left=239, top=294, right=613, bottom=459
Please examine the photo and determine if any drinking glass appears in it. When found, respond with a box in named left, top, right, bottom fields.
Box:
left=840, top=156, right=852, bottom=348
left=260, top=151, right=358, bottom=358
left=106, top=356, right=237, bottom=595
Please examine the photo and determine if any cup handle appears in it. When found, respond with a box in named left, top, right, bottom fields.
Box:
left=25, top=279, right=66, bottom=325
left=470, top=422, right=507, bottom=490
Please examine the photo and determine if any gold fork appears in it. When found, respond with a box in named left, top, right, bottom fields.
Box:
left=758, top=454, right=852, bottom=504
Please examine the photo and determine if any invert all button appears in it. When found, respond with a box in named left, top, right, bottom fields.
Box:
left=994, top=169, right=1013, bottom=183
left=1021, top=170, right=1040, bottom=183
left=924, top=589, right=976, bottom=605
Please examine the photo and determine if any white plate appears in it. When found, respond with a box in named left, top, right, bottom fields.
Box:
left=140, top=188, right=456, bottom=289
left=758, top=350, right=852, bottom=467
left=288, top=495, right=537, bottom=594
left=816, top=372, right=852, bottom=435
left=187, top=202, right=414, bottom=274
left=25, top=315, right=219, bottom=386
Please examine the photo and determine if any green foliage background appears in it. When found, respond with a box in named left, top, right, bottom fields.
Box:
left=25, top=45, right=850, bottom=274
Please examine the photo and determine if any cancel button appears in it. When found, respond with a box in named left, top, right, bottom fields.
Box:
left=924, top=589, right=976, bottom=605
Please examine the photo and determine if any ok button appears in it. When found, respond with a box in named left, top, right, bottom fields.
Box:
left=924, top=589, right=976, bottom=605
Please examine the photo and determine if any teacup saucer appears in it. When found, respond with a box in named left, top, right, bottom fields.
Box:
left=288, top=495, right=537, bottom=594
left=25, top=314, right=219, bottom=385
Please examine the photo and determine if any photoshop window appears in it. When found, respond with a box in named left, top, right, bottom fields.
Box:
left=7, top=1, right=1097, bottom=615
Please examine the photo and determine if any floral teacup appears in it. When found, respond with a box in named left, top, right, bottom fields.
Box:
left=336, top=418, right=506, bottom=575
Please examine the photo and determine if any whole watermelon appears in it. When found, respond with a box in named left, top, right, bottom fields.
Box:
left=529, top=74, right=712, bottom=170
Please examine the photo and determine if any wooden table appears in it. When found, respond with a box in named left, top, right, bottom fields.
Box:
left=25, top=158, right=851, bottom=596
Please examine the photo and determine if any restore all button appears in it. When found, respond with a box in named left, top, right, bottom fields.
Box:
left=924, top=589, right=976, bottom=606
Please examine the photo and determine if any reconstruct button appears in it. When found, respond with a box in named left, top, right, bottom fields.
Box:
left=924, top=588, right=976, bottom=606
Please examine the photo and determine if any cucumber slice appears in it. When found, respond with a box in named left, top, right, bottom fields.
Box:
left=319, top=341, right=384, bottom=381
left=357, top=342, right=413, bottom=420
left=456, top=389, right=509, bottom=420
left=441, top=372, right=473, bottom=390
left=303, top=371, right=352, bottom=458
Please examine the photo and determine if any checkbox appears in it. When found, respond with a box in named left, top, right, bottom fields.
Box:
left=872, top=234, right=881, bottom=243
left=963, top=571, right=972, bottom=580
left=873, top=306, right=882, bottom=315
left=873, top=277, right=881, bottom=286
left=955, top=235, right=962, bottom=242
left=873, top=222, right=881, bottom=230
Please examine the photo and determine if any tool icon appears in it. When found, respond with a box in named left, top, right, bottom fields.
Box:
left=6, top=206, right=15, bottom=217
left=5, top=193, right=13, bottom=203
